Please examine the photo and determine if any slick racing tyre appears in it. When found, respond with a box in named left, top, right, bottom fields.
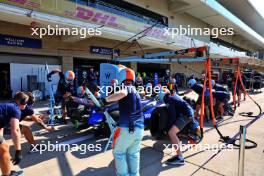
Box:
left=150, top=107, right=168, bottom=140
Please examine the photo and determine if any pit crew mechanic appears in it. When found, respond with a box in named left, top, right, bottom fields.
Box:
left=0, top=92, right=29, bottom=176
left=20, top=92, right=54, bottom=153
left=47, top=70, right=75, bottom=124
left=103, top=66, right=144, bottom=176
left=159, top=89, right=197, bottom=165
left=180, top=79, right=211, bottom=121
left=213, top=90, right=231, bottom=119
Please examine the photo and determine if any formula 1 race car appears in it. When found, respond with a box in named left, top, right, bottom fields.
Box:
left=63, top=88, right=201, bottom=144
left=63, top=93, right=159, bottom=130
left=88, top=98, right=162, bottom=135
left=87, top=96, right=201, bottom=142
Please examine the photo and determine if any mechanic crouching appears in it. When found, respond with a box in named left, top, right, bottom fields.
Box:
left=20, top=92, right=54, bottom=153
left=0, top=92, right=29, bottom=176
left=159, top=88, right=197, bottom=165
left=103, top=67, right=144, bottom=176
left=213, top=91, right=231, bottom=119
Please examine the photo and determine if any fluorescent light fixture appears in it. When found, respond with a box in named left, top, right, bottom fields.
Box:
left=248, top=0, right=264, bottom=19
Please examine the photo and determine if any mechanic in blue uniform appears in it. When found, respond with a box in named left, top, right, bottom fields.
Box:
left=211, top=80, right=228, bottom=92
left=64, top=86, right=95, bottom=128
left=104, top=66, right=144, bottom=176
left=167, top=77, right=179, bottom=95
left=20, top=92, right=54, bottom=153
left=180, top=79, right=211, bottom=121
left=47, top=69, right=75, bottom=124
left=159, top=88, right=199, bottom=165
left=88, top=67, right=98, bottom=92
left=213, top=90, right=231, bottom=119
left=163, top=69, right=171, bottom=85
left=66, top=86, right=94, bottom=107
left=0, top=92, right=29, bottom=176
left=211, top=80, right=234, bottom=116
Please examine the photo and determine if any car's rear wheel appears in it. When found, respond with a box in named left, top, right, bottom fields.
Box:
left=150, top=107, right=169, bottom=140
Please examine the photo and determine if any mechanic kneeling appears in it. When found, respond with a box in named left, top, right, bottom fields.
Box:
left=104, top=67, right=144, bottom=176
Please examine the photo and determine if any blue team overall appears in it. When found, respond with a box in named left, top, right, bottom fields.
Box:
left=213, top=91, right=230, bottom=105
left=213, top=84, right=228, bottom=92
left=112, top=86, right=144, bottom=176
left=20, top=105, right=34, bottom=121
left=166, top=95, right=195, bottom=132
left=191, top=83, right=210, bottom=105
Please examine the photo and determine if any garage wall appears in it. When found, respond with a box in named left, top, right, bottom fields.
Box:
left=0, top=53, right=60, bottom=65
left=10, top=63, right=61, bottom=96
left=170, top=62, right=205, bottom=78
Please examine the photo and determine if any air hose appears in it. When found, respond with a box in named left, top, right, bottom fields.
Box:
left=207, top=59, right=231, bottom=143
left=233, top=138, right=258, bottom=149
left=194, top=58, right=261, bottom=149
left=234, top=67, right=262, bottom=118
left=225, top=66, right=260, bottom=148
left=197, top=59, right=229, bottom=143
left=198, top=60, right=208, bottom=143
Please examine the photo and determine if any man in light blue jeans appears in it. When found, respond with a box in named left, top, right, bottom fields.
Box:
left=113, top=127, right=144, bottom=176
left=105, top=67, right=144, bottom=176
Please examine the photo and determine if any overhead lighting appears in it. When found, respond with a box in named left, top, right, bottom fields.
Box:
left=248, top=0, right=264, bottom=19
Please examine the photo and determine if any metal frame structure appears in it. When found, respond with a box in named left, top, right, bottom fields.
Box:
left=110, top=46, right=261, bottom=153
left=114, top=46, right=259, bottom=142
left=45, top=62, right=62, bottom=126
left=115, top=46, right=208, bottom=63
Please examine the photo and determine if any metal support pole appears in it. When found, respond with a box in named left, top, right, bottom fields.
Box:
left=45, top=61, right=62, bottom=126
left=238, top=125, right=246, bottom=176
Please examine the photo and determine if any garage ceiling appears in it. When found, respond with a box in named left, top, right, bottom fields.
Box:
left=168, top=0, right=264, bottom=50
left=217, top=0, right=264, bottom=38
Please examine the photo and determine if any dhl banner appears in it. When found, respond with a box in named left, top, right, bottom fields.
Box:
left=2, top=0, right=169, bottom=41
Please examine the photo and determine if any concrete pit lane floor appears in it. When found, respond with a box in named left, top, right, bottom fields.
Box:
left=5, top=90, right=264, bottom=176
